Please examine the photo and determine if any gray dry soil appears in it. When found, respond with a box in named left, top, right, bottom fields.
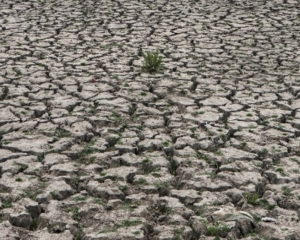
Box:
left=0, top=0, right=300, bottom=239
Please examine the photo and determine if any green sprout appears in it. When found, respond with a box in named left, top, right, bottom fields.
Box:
left=142, top=50, right=163, bottom=73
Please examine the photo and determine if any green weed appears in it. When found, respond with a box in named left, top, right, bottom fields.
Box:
left=116, top=219, right=141, bottom=228
left=74, top=224, right=84, bottom=240
left=15, top=177, right=23, bottom=182
left=31, top=218, right=38, bottom=230
left=24, top=189, right=43, bottom=201
left=108, top=112, right=123, bottom=125
left=142, top=50, right=163, bottom=73
left=75, top=140, right=97, bottom=163
left=173, top=227, right=185, bottom=239
left=282, top=186, right=293, bottom=196
left=72, top=196, right=88, bottom=202
left=275, top=167, right=286, bottom=176
left=137, top=178, right=147, bottom=185
left=65, top=206, right=80, bottom=221
left=140, top=158, right=152, bottom=174
left=244, top=192, right=259, bottom=205
left=205, top=221, right=230, bottom=237
left=99, top=220, right=142, bottom=234
left=50, top=191, right=58, bottom=199
left=154, top=181, right=170, bottom=196
left=240, top=141, right=247, bottom=148
left=94, top=198, right=104, bottom=205
left=213, top=150, right=223, bottom=156
left=1, top=200, right=12, bottom=208
left=258, top=198, right=275, bottom=211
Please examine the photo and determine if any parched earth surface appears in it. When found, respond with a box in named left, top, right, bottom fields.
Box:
left=0, top=0, right=300, bottom=239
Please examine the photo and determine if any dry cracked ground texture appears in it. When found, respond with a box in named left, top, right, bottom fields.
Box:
left=0, top=0, right=300, bottom=239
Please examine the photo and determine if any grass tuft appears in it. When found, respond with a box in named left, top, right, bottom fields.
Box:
left=244, top=191, right=259, bottom=205
left=99, top=219, right=142, bottom=234
left=142, top=50, right=163, bottom=73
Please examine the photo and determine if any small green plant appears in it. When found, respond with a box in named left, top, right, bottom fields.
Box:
left=258, top=198, right=275, bottom=211
left=213, top=150, right=223, bottom=156
left=119, top=185, right=128, bottom=192
left=261, top=148, right=269, bottom=156
left=212, top=200, right=222, bottom=206
left=220, top=134, right=226, bottom=143
left=136, top=125, right=144, bottom=131
left=40, top=182, right=47, bottom=189
left=1, top=200, right=12, bottom=208
left=290, top=157, right=299, bottom=163
left=121, top=201, right=134, bottom=212
left=156, top=201, right=172, bottom=215
left=99, top=220, right=142, bottom=233
left=240, top=141, right=247, bottom=148
left=24, top=190, right=43, bottom=201
left=89, top=102, right=99, bottom=115
left=244, top=191, right=259, bottom=205
left=152, top=172, right=162, bottom=178
left=190, top=127, right=197, bottom=138
left=107, top=112, right=123, bottom=125
left=15, top=177, right=23, bottom=182
left=54, top=129, right=72, bottom=138
left=262, top=120, right=269, bottom=126
left=74, top=224, right=84, bottom=240
left=72, top=196, right=88, bottom=202
left=116, top=219, right=141, bottom=228
left=50, top=191, right=58, bottom=199
left=173, top=227, right=185, bottom=239
left=154, top=181, right=170, bottom=196
left=110, top=75, right=119, bottom=80
left=99, top=227, right=118, bottom=234
left=106, top=175, right=118, bottom=182
left=36, top=153, right=45, bottom=162
left=168, top=159, right=178, bottom=175
left=137, top=178, right=147, bottom=185
left=205, top=221, right=230, bottom=237
left=75, top=140, right=97, bottom=163
left=206, top=171, right=217, bottom=179
left=94, top=198, right=104, bottom=205
left=275, top=168, right=286, bottom=176
left=140, top=158, right=152, bottom=174
left=65, top=206, right=80, bottom=221
left=141, top=50, right=163, bottom=73
left=70, top=175, right=80, bottom=189
left=179, top=89, right=187, bottom=96
left=31, top=218, right=38, bottom=230
left=282, top=186, right=293, bottom=196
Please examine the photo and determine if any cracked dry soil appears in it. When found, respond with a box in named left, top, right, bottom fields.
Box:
left=0, top=0, right=300, bottom=239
